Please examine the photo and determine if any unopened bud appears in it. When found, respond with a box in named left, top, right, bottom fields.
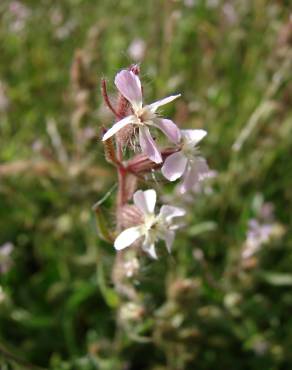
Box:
left=101, top=128, right=118, bottom=164
left=129, top=64, right=140, bottom=75
left=126, top=147, right=179, bottom=174
left=119, top=302, right=145, bottom=323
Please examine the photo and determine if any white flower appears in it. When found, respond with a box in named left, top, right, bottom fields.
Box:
left=114, top=189, right=185, bottom=259
left=161, top=129, right=209, bottom=193
left=102, top=70, right=181, bottom=163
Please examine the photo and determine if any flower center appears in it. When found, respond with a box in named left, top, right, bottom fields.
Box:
left=143, top=214, right=157, bottom=231
left=181, top=139, right=197, bottom=160
left=135, top=106, right=156, bottom=125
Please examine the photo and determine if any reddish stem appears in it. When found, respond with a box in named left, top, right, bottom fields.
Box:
left=101, top=79, right=123, bottom=119
left=101, top=68, right=146, bottom=230
left=115, top=94, right=130, bottom=228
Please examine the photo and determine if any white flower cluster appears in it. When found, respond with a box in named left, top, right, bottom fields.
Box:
left=102, top=69, right=210, bottom=258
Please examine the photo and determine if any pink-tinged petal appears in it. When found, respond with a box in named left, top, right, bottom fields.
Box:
left=139, top=126, right=162, bottom=163
left=114, top=70, right=142, bottom=110
left=159, top=205, right=186, bottom=223
left=162, top=230, right=175, bottom=253
left=102, top=115, right=135, bottom=141
left=179, top=158, right=208, bottom=193
left=181, top=129, right=207, bottom=146
left=114, top=226, right=144, bottom=250
left=148, top=94, right=181, bottom=113
left=195, top=157, right=210, bottom=181
left=133, top=189, right=156, bottom=215
left=179, top=164, right=197, bottom=194
left=154, top=119, right=181, bottom=143
left=161, top=151, right=188, bottom=181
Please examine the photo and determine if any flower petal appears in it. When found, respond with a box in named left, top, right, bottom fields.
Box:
left=181, top=129, right=207, bottom=146
left=154, top=119, right=181, bottom=144
left=161, top=151, right=188, bottom=181
left=142, top=240, right=158, bottom=259
left=179, top=158, right=209, bottom=193
left=114, top=70, right=142, bottom=111
left=139, top=126, right=162, bottom=163
left=133, top=189, right=156, bottom=215
left=148, top=94, right=181, bottom=113
left=196, top=157, right=210, bottom=180
left=179, top=164, right=197, bottom=194
left=114, top=226, right=144, bottom=250
left=162, top=230, right=175, bottom=253
left=102, top=115, right=136, bottom=141
left=159, top=205, right=186, bottom=223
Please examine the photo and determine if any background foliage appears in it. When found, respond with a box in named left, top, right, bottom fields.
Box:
left=0, top=0, right=291, bottom=369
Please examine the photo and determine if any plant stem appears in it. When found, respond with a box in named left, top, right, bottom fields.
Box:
left=101, top=79, right=123, bottom=119
left=117, top=144, right=127, bottom=227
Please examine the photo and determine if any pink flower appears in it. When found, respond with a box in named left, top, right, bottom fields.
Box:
left=114, top=189, right=185, bottom=259
left=161, top=129, right=209, bottom=193
left=102, top=70, right=181, bottom=163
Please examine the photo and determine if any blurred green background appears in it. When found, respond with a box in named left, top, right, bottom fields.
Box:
left=0, top=0, right=291, bottom=369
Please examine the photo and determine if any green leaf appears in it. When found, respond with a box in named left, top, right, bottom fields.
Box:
left=92, top=206, right=114, bottom=243
left=97, top=262, right=119, bottom=308
left=188, top=221, right=217, bottom=237
left=259, top=272, right=292, bottom=286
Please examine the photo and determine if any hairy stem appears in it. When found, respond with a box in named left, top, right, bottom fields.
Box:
left=101, top=79, right=123, bottom=119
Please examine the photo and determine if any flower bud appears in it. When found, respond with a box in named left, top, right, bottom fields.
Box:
left=129, top=64, right=140, bottom=75
left=101, top=128, right=117, bottom=164
left=119, top=302, right=145, bottom=323
left=126, top=147, right=179, bottom=174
